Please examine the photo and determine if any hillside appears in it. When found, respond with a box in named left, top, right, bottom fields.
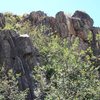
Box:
left=0, top=10, right=100, bottom=100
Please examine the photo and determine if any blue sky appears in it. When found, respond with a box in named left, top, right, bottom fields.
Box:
left=0, top=0, right=99, bottom=26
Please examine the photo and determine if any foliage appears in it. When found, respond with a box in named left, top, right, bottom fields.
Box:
left=0, top=66, right=27, bottom=100
left=4, top=12, right=21, bottom=30
left=31, top=32, right=100, bottom=100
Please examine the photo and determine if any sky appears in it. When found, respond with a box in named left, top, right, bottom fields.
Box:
left=0, top=0, right=100, bottom=26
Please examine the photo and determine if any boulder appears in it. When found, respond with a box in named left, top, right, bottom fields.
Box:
left=40, top=16, right=57, bottom=34
left=55, top=11, right=69, bottom=38
left=29, top=11, right=47, bottom=25
left=72, top=10, right=94, bottom=27
left=71, top=16, right=91, bottom=41
left=71, top=17, right=84, bottom=31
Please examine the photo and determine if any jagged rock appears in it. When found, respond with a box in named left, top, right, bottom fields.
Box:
left=71, top=16, right=91, bottom=41
left=0, top=29, right=40, bottom=100
left=26, top=10, right=99, bottom=55
left=29, top=11, right=47, bottom=25
left=0, top=13, right=5, bottom=28
left=72, top=10, right=94, bottom=27
left=71, top=17, right=84, bottom=31
left=42, top=17, right=57, bottom=31
left=56, top=22, right=69, bottom=37
left=56, top=11, right=67, bottom=23
left=66, top=17, right=76, bottom=36
left=55, top=11, right=99, bottom=57
left=55, top=11, right=69, bottom=38
left=39, top=16, right=57, bottom=35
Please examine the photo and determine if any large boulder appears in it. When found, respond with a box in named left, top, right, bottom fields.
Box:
left=40, top=16, right=57, bottom=34
left=71, top=15, right=91, bottom=41
left=29, top=11, right=47, bottom=25
left=72, top=10, right=94, bottom=27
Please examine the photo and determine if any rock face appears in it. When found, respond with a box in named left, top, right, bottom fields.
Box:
left=0, top=29, right=40, bottom=100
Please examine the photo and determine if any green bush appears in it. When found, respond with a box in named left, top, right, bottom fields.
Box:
left=31, top=32, right=100, bottom=100
left=0, top=66, right=27, bottom=100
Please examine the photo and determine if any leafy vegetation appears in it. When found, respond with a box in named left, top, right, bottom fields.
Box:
left=32, top=32, right=100, bottom=100
left=0, top=65, right=27, bottom=100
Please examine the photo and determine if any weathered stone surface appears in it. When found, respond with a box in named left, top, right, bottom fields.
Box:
left=40, top=16, right=57, bottom=35
left=55, top=11, right=69, bottom=38
left=0, top=29, right=40, bottom=100
left=29, top=11, right=47, bottom=25
left=0, top=13, right=5, bottom=28
left=56, top=11, right=67, bottom=23
left=56, top=22, right=68, bottom=37
left=72, top=10, right=94, bottom=27
left=44, top=17, right=56, bottom=29
left=66, top=17, right=76, bottom=36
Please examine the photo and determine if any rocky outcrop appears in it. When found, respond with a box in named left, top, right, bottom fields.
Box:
left=0, top=29, right=40, bottom=100
left=26, top=10, right=100, bottom=56
left=23, top=10, right=100, bottom=79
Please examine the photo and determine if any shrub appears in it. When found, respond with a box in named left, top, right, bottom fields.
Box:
left=0, top=66, right=27, bottom=100
left=31, top=32, right=100, bottom=100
